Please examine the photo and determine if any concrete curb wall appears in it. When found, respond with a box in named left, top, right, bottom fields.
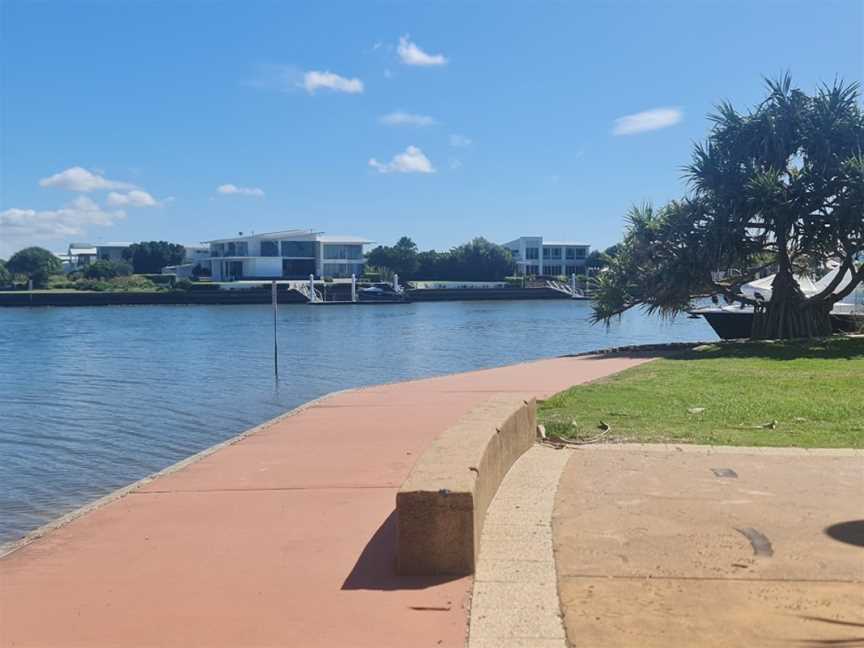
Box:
left=396, top=394, right=537, bottom=575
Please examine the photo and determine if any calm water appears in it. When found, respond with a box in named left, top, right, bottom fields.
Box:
left=0, top=300, right=715, bottom=544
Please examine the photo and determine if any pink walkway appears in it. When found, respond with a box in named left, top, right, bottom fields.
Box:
left=0, top=353, right=652, bottom=648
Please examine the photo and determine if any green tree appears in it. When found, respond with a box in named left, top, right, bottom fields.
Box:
left=415, top=250, right=446, bottom=278
left=593, top=76, right=864, bottom=339
left=586, top=245, right=620, bottom=271
left=0, top=259, right=10, bottom=287
left=442, top=238, right=515, bottom=281
left=123, top=241, right=185, bottom=274
left=365, top=237, right=420, bottom=279
left=83, top=259, right=133, bottom=280
left=6, top=247, right=63, bottom=288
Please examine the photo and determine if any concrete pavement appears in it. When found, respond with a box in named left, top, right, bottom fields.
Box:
left=553, top=445, right=864, bottom=648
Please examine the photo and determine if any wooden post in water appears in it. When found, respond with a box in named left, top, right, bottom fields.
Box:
left=570, top=273, right=577, bottom=298
left=272, top=280, right=278, bottom=378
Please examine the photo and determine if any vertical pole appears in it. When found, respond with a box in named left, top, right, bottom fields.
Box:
left=271, top=280, right=278, bottom=378
left=309, top=274, right=316, bottom=303
left=393, top=273, right=399, bottom=293
left=570, top=273, right=577, bottom=298
left=351, top=273, right=357, bottom=303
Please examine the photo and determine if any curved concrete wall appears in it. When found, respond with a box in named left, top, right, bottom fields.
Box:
left=396, top=394, right=537, bottom=575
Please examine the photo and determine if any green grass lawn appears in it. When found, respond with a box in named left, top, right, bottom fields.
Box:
left=539, top=337, right=864, bottom=448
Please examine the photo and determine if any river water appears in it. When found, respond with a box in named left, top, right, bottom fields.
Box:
left=0, top=300, right=715, bottom=544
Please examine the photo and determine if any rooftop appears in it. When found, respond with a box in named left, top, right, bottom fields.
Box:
left=544, top=241, right=590, bottom=247
left=203, top=230, right=372, bottom=245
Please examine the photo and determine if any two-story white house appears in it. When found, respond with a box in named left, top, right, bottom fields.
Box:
left=206, top=229, right=370, bottom=281
left=503, top=236, right=590, bottom=277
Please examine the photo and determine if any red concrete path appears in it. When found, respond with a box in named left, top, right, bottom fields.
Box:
left=0, top=353, right=653, bottom=648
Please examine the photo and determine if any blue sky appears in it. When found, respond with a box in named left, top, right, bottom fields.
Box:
left=1, top=0, right=861, bottom=258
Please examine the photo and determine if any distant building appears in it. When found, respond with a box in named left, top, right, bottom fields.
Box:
left=502, top=236, right=590, bottom=277
left=93, top=242, right=133, bottom=263
left=183, top=245, right=211, bottom=265
left=205, top=229, right=371, bottom=281
left=66, top=242, right=133, bottom=270
left=161, top=245, right=213, bottom=279
left=67, top=243, right=98, bottom=268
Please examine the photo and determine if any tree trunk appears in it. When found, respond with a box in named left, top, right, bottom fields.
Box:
left=750, top=268, right=834, bottom=339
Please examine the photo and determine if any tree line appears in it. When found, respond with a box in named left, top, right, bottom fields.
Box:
left=0, top=242, right=186, bottom=288
left=366, top=237, right=517, bottom=281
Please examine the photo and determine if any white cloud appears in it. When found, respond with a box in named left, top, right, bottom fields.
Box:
left=449, top=134, right=472, bottom=148
left=0, top=196, right=126, bottom=255
left=369, top=146, right=435, bottom=174
left=612, top=108, right=683, bottom=135
left=106, top=190, right=162, bottom=208
left=247, top=64, right=363, bottom=95
left=39, top=166, right=136, bottom=192
left=397, top=36, right=447, bottom=66
left=303, top=70, right=364, bottom=94
left=217, top=184, right=265, bottom=197
left=379, top=111, right=437, bottom=126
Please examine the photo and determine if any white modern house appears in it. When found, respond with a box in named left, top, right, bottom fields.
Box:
left=502, top=236, right=590, bottom=277
left=205, top=229, right=370, bottom=281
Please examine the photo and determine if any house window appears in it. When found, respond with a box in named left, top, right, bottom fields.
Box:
left=211, top=243, right=224, bottom=258
left=281, top=241, right=316, bottom=257
left=525, top=247, right=539, bottom=260
left=324, top=244, right=362, bottom=260
left=566, top=248, right=575, bottom=260
left=261, top=241, right=279, bottom=257
left=544, top=264, right=562, bottom=276
left=543, top=247, right=562, bottom=259
left=236, top=242, right=248, bottom=256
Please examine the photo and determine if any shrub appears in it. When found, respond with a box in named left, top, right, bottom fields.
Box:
left=83, top=260, right=133, bottom=280
left=46, top=276, right=77, bottom=290
left=137, top=274, right=175, bottom=286
left=75, top=279, right=113, bottom=292
left=110, top=275, right=157, bottom=291
left=6, top=247, right=62, bottom=288
left=175, top=279, right=193, bottom=291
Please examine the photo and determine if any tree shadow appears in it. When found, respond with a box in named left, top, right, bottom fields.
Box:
left=662, top=337, right=864, bottom=362
left=341, top=510, right=464, bottom=591
left=792, top=616, right=864, bottom=646
left=825, top=520, right=864, bottom=547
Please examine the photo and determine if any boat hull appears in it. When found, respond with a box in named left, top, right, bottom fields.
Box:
left=694, top=309, right=864, bottom=339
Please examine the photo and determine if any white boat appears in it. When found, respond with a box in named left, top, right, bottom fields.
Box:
left=692, top=263, right=864, bottom=338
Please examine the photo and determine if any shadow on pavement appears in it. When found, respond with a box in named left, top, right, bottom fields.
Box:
left=341, top=510, right=463, bottom=591
left=794, top=616, right=864, bottom=646
left=825, top=520, right=864, bottom=547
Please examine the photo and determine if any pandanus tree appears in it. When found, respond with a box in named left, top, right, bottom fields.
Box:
left=593, top=75, right=864, bottom=339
